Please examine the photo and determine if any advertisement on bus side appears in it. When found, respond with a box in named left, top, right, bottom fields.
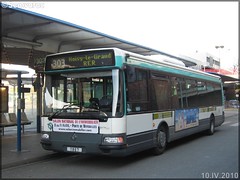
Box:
left=175, top=108, right=199, bottom=131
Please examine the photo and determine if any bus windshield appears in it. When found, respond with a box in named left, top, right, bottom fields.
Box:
left=43, top=69, right=123, bottom=119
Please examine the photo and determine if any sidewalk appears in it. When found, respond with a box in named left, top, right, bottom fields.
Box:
left=224, top=108, right=239, bottom=117
left=1, top=109, right=238, bottom=169
left=1, top=131, right=56, bottom=169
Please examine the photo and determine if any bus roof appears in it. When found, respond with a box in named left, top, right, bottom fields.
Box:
left=115, top=48, right=222, bottom=82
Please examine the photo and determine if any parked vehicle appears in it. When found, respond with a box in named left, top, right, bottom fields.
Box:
left=228, top=100, right=239, bottom=108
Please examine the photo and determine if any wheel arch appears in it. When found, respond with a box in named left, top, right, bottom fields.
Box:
left=157, top=121, right=170, bottom=142
left=210, top=113, right=215, bottom=124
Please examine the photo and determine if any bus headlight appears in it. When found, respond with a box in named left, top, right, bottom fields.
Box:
left=103, top=137, right=124, bottom=144
left=41, top=133, right=50, bottom=139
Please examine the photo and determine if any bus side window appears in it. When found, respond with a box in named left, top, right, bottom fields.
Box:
left=197, top=81, right=207, bottom=107
left=206, top=82, right=222, bottom=106
left=150, top=73, right=171, bottom=111
left=171, top=77, right=180, bottom=109
left=185, top=79, right=198, bottom=108
left=126, top=67, right=149, bottom=113
left=176, top=78, right=184, bottom=108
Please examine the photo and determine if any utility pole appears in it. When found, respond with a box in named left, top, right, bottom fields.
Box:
left=215, top=45, right=224, bottom=74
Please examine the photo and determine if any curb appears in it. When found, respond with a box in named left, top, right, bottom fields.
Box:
left=2, top=153, right=60, bottom=169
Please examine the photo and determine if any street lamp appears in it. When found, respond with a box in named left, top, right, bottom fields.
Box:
left=215, top=45, right=224, bottom=73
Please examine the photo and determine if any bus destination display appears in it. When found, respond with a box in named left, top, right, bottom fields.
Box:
left=45, top=50, right=115, bottom=70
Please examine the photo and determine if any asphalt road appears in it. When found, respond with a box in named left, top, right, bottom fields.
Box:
left=2, top=112, right=239, bottom=179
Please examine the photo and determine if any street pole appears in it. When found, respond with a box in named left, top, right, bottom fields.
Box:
left=215, top=45, right=224, bottom=74
left=36, top=73, right=42, bottom=133
left=17, top=72, right=22, bottom=152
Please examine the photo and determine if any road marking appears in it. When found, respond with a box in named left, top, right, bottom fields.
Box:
left=222, top=121, right=231, bottom=125
left=230, top=123, right=239, bottom=127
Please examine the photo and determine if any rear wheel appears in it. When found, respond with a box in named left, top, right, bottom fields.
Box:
left=152, top=125, right=167, bottom=155
left=207, top=116, right=215, bottom=135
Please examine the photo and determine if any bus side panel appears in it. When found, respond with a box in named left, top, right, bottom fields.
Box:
left=126, top=130, right=155, bottom=155
left=99, top=120, right=112, bottom=134
left=111, top=117, right=127, bottom=134
left=152, top=111, right=174, bottom=130
left=124, top=113, right=153, bottom=154
left=215, top=106, right=225, bottom=126
left=99, top=117, right=127, bottom=134
left=169, top=118, right=209, bottom=142
left=199, top=107, right=215, bottom=120
left=215, top=114, right=225, bottom=127
left=125, top=111, right=174, bottom=154
left=126, top=111, right=175, bottom=135
left=126, top=113, right=152, bottom=135
left=169, top=106, right=224, bottom=142
left=199, top=106, right=224, bottom=127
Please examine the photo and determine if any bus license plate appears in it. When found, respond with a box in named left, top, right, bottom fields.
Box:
left=66, top=147, right=82, bottom=152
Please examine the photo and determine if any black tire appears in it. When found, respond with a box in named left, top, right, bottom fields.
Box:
left=207, top=116, right=215, bottom=135
left=152, top=125, right=167, bottom=155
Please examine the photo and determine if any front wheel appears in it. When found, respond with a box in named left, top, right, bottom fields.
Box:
left=152, top=126, right=167, bottom=155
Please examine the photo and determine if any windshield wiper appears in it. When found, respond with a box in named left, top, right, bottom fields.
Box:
left=81, top=107, right=108, bottom=122
left=48, top=104, right=75, bottom=120
left=48, top=103, right=109, bottom=122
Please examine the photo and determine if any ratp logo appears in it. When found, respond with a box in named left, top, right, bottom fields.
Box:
left=48, top=122, right=53, bottom=130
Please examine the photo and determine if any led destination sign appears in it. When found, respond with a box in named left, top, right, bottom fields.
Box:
left=45, top=50, right=115, bottom=70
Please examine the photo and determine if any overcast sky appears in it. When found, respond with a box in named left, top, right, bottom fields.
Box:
left=3, top=1, right=239, bottom=69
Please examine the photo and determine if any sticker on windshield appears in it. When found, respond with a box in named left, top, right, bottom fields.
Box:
left=52, top=119, right=99, bottom=133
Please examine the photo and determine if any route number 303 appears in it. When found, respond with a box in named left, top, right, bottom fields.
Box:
left=51, top=59, right=66, bottom=69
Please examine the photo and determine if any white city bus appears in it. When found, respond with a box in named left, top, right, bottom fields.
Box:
left=40, top=48, right=224, bottom=156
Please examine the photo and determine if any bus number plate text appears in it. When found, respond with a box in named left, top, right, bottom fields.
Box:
left=66, top=147, right=82, bottom=152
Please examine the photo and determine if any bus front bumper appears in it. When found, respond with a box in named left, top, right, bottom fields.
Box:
left=40, top=132, right=128, bottom=156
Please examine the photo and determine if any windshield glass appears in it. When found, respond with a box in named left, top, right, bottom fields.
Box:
left=43, top=69, right=123, bottom=118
